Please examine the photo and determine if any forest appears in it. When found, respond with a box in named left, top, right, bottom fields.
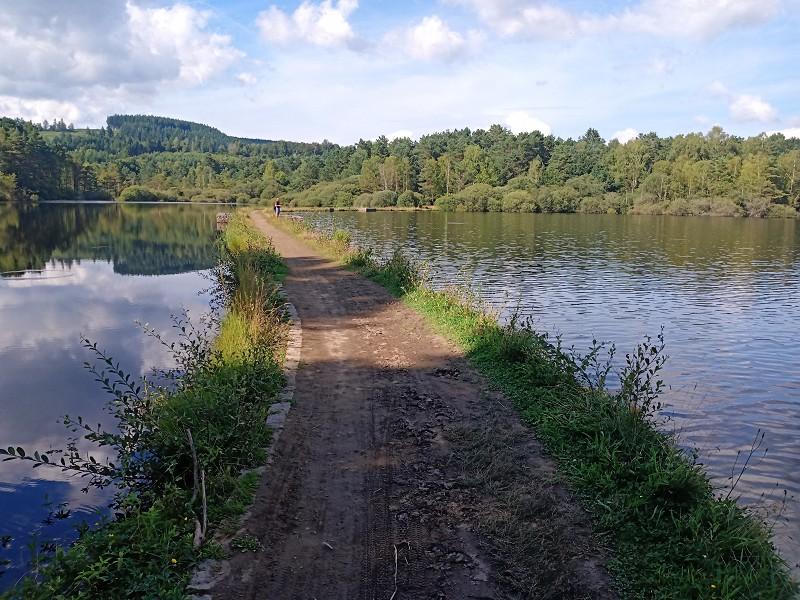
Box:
left=1, top=114, right=798, bottom=217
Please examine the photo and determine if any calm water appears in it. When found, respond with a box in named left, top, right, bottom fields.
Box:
left=0, top=203, right=220, bottom=587
left=302, top=210, right=800, bottom=568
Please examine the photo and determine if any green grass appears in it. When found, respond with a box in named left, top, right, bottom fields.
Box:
left=273, top=210, right=797, bottom=600
left=2, top=214, right=287, bottom=599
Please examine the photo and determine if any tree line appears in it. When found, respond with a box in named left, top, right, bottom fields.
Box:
left=1, top=114, right=798, bottom=217
left=0, top=118, right=107, bottom=201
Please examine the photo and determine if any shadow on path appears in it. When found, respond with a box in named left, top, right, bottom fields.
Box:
left=211, top=212, right=617, bottom=600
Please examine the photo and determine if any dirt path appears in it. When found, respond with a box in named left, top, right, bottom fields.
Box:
left=212, top=211, right=616, bottom=600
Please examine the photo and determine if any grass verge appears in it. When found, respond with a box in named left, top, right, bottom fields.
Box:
left=271, top=211, right=796, bottom=600
left=1, top=214, right=287, bottom=599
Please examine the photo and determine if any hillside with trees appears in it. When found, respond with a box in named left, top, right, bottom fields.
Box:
left=0, top=118, right=109, bottom=201
left=0, top=114, right=798, bottom=217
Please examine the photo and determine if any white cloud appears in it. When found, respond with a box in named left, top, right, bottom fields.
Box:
left=237, top=72, right=257, bottom=86
left=0, top=1, right=243, bottom=124
left=768, top=127, right=800, bottom=139
left=708, top=81, right=778, bottom=124
left=257, top=0, right=359, bottom=48
left=0, top=96, right=81, bottom=124
left=388, top=16, right=469, bottom=61
left=127, top=3, right=243, bottom=86
left=613, top=128, right=639, bottom=143
left=452, top=0, right=780, bottom=40
left=388, top=129, right=415, bottom=140
left=504, top=110, right=551, bottom=134
left=729, top=94, right=778, bottom=122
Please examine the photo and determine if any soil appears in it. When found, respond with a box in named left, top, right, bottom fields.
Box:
left=211, top=211, right=617, bottom=600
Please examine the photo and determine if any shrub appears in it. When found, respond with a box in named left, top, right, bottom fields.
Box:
left=396, top=190, right=423, bottom=208
left=434, top=194, right=459, bottom=211
left=505, top=175, right=536, bottom=192
left=502, top=190, right=536, bottom=212
left=745, top=197, right=773, bottom=218
left=371, top=190, right=397, bottom=207
left=353, top=192, right=374, bottom=208
left=2, top=215, right=287, bottom=598
left=286, top=177, right=360, bottom=208
left=768, top=204, right=799, bottom=218
left=579, top=192, right=626, bottom=214
left=81, top=189, right=114, bottom=201
left=454, top=183, right=497, bottom=212
left=0, top=172, right=16, bottom=201
left=707, top=197, right=745, bottom=217
left=118, top=185, right=178, bottom=203
left=536, top=185, right=580, bottom=213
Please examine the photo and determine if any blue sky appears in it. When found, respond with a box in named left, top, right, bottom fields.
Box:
left=0, top=0, right=798, bottom=143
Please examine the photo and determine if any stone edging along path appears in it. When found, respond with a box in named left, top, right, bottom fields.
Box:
left=187, top=288, right=302, bottom=600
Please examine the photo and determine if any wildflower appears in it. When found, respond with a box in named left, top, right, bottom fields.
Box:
left=711, top=584, right=716, bottom=589
left=171, top=558, right=177, bottom=565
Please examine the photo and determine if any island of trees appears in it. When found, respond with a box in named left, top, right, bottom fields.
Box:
left=1, top=114, right=798, bottom=217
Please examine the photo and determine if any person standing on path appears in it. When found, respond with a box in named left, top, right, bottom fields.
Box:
left=274, top=199, right=281, bottom=217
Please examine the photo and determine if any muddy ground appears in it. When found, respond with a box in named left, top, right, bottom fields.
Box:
left=210, top=211, right=617, bottom=600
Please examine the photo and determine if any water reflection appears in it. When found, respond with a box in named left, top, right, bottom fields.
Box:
left=0, top=203, right=219, bottom=276
left=0, top=203, right=219, bottom=587
left=302, top=211, right=800, bottom=569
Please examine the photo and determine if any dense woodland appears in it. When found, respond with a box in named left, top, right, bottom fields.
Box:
left=1, top=114, right=798, bottom=217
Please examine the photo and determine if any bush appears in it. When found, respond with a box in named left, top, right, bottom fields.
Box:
left=286, top=177, right=360, bottom=208
left=0, top=172, right=16, bottom=201
left=353, top=192, right=373, bottom=208
left=502, top=190, right=536, bottom=212
left=768, top=204, right=799, bottom=218
left=3, top=215, right=287, bottom=598
left=396, top=190, right=423, bottom=208
left=82, top=189, right=114, bottom=201
left=505, top=175, right=536, bottom=192
left=707, top=197, right=745, bottom=217
left=579, top=192, right=626, bottom=214
left=118, top=185, right=178, bottom=203
left=536, top=185, right=580, bottom=213
left=434, top=194, right=459, bottom=211
left=371, top=190, right=397, bottom=207
left=454, top=183, right=497, bottom=212
left=745, top=197, right=772, bottom=218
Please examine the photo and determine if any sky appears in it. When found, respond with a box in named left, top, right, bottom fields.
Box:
left=0, top=0, right=798, bottom=144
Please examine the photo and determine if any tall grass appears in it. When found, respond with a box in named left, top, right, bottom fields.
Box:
left=1, top=213, right=287, bottom=599
left=275, top=211, right=797, bottom=600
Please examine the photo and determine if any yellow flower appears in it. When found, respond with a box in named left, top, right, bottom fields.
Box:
left=711, top=584, right=717, bottom=589
left=171, top=558, right=177, bottom=565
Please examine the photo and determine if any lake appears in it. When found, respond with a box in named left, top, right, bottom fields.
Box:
left=0, top=203, right=220, bottom=588
left=300, top=210, right=800, bottom=569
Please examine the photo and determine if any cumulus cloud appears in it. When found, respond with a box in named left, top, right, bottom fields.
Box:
left=612, top=128, right=639, bottom=143
left=0, top=1, right=242, bottom=123
left=385, top=16, right=471, bottom=61
left=127, top=3, right=242, bottom=86
left=257, top=0, right=359, bottom=48
left=451, top=0, right=780, bottom=40
left=708, top=81, right=778, bottom=123
left=768, top=128, right=800, bottom=139
left=729, top=94, right=778, bottom=123
left=0, top=96, right=82, bottom=124
left=504, top=110, right=551, bottom=135
left=387, top=129, right=415, bottom=140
